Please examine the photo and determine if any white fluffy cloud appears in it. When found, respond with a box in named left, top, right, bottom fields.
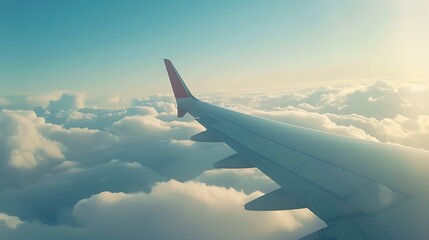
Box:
left=0, top=94, right=233, bottom=227
left=229, top=105, right=378, bottom=141
left=0, top=181, right=324, bottom=240
left=0, top=160, right=164, bottom=225
left=0, top=80, right=428, bottom=240
left=212, top=80, right=429, bottom=150
left=46, top=92, right=85, bottom=113
left=0, top=110, right=63, bottom=169
left=196, top=168, right=279, bottom=194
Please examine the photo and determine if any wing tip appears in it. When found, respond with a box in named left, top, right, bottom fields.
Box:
left=164, top=59, right=194, bottom=99
left=163, top=59, right=197, bottom=118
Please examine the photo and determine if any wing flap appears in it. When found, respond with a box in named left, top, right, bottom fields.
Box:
left=190, top=131, right=221, bottom=142
left=244, top=187, right=305, bottom=211
left=213, top=153, right=255, bottom=168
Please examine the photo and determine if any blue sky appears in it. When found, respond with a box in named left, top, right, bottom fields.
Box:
left=1, top=0, right=428, bottom=97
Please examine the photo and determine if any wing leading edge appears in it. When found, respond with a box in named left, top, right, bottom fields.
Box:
left=164, top=59, right=429, bottom=240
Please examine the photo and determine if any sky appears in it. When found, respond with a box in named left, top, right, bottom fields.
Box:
left=1, top=0, right=428, bottom=97
left=1, top=1, right=429, bottom=240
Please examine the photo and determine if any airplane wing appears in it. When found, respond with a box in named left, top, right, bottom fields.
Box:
left=164, top=59, right=429, bottom=240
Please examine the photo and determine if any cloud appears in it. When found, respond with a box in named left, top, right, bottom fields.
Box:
left=108, top=115, right=203, bottom=143
left=215, top=80, right=425, bottom=119
left=0, top=181, right=325, bottom=240
left=0, top=80, right=428, bottom=239
left=0, top=95, right=233, bottom=225
left=331, top=80, right=413, bottom=118
left=0, top=110, right=63, bottom=169
left=0, top=95, right=34, bottom=111
left=229, top=105, right=378, bottom=141
left=211, top=80, right=429, bottom=150
left=0, top=213, right=23, bottom=229
left=46, top=92, right=85, bottom=113
left=196, top=168, right=279, bottom=194
left=0, top=160, right=164, bottom=225
left=42, top=125, right=120, bottom=166
left=126, top=106, right=158, bottom=116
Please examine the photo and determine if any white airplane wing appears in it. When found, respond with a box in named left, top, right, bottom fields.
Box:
left=164, top=59, right=429, bottom=240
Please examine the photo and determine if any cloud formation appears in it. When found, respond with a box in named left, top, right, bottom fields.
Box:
left=0, top=213, right=23, bottom=229
left=46, top=92, right=85, bottom=113
left=0, top=181, right=324, bottom=240
left=0, top=110, right=63, bottom=169
left=0, top=80, right=428, bottom=239
left=212, top=80, right=429, bottom=149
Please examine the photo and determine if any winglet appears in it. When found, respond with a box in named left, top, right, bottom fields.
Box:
left=164, top=59, right=194, bottom=99
left=164, top=59, right=196, bottom=117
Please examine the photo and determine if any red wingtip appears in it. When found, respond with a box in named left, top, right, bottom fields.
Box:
left=164, top=59, right=194, bottom=99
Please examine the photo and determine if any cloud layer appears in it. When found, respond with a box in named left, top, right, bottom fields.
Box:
left=0, top=181, right=324, bottom=240
left=0, top=80, right=428, bottom=239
